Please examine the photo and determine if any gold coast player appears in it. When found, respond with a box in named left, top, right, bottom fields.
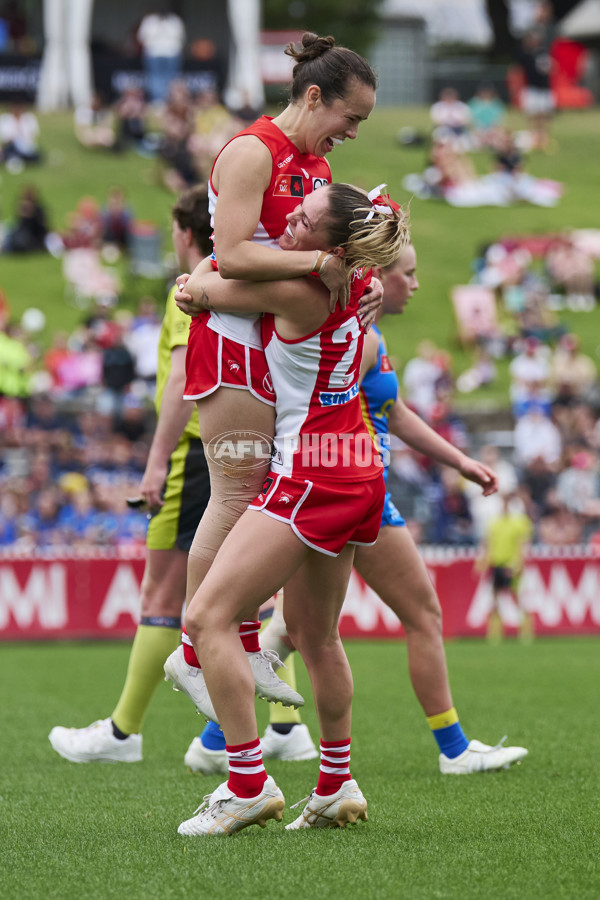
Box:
left=170, top=184, right=408, bottom=835
left=260, top=238, right=529, bottom=775
left=162, top=33, right=382, bottom=728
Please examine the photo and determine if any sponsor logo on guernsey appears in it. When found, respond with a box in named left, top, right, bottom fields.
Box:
left=312, top=176, right=329, bottom=191
left=319, top=383, right=360, bottom=406
left=260, top=475, right=275, bottom=496
left=273, top=174, right=304, bottom=197
left=277, top=153, right=294, bottom=169
left=380, top=354, right=393, bottom=373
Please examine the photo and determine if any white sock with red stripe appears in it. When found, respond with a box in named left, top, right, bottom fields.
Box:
left=226, top=737, right=267, bottom=798
left=316, top=738, right=352, bottom=796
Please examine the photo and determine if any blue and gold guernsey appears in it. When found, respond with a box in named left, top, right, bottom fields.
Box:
left=359, top=325, right=406, bottom=528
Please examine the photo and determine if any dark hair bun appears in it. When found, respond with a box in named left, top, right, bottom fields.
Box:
left=285, top=32, right=335, bottom=62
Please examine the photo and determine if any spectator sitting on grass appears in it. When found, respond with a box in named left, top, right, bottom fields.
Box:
left=429, top=87, right=472, bottom=151
left=156, top=79, right=199, bottom=192
left=550, top=333, right=597, bottom=405
left=62, top=196, right=103, bottom=250
left=2, top=184, right=48, bottom=253
left=100, top=186, right=134, bottom=250
left=74, top=92, right=116, bottom=150
left=113, top=86, right=148, bottom=152
left=0, top=102, right=41, bottom=172
left=509, top=336, right=551, bottom=418
left=188, top=87, right=240, bottom=178
left=403, top=339, right=447, bottom=420
left=545, top=239, right=596, bottom=310
left=467, top=83, right=506, bottom=149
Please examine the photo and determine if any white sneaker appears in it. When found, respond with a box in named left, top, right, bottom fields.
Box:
left=184, top=737, right=228, bottom=775
left=439, top=737, right=528, bottom=774
left=164, top=646, right=218, bottom=723
left=48, top=718, right=142, bottom=763
left=248, top=650, right=304, bottom=708
left=286, top=779, right=368, bottom=830
left=260, top=724, right=318, bottom=761
left=177, top=775, right=285, bottom=836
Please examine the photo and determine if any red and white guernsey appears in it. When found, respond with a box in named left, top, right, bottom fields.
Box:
left=207, top=116, right=331, bottom=349
left=262, top=271, right=383, bottom=484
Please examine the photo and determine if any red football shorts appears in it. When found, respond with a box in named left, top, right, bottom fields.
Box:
left=184, top=312, right=276, bottom=406
left=249, top=470, right=386, bottom=556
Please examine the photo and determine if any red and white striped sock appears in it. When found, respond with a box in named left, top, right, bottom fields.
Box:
left=182, top=622, right=260, bottom=666
left=181, top=627, right=201, bottom=668
left=239, top=620, right=261, bottom=653
left=316, top=738, right=352, bottom=796
left=226, top=737, right=267, bottom=798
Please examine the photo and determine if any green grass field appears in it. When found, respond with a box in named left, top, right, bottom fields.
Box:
left=1, top=105, right=599, bottom=407
left=1, top=637, right=599, bottom=899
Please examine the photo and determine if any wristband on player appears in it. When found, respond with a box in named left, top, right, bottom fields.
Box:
left=312, top=250, right=334, bottom=276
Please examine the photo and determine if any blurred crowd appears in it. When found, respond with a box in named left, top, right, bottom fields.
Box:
left=0, top=295, right=165, bottom=550
left=0, top=11, right=262, bottom=553
left=2, top=301, right=600, bottom=552
left=385, top=327, right=600, bottom=550
left=74, top=80, right=255, bottom=194
left=1, top=2, right=599, bottom=553
left=452, top=229, right=600, bottom=394
left=402, top=83, right=563, bottom=208
left=401, top=1, right=593, bottom=210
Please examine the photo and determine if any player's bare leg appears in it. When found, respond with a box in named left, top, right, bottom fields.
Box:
left=186, top=387, right=274, bottom=601
left=354, top=526, right=452, bottom=715
left=184, top=511, right=310, bottom=743
left=355, top=525, right=527, bottom=773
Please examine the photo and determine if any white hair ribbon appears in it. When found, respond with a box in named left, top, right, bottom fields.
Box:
left=364, top=183, right=394, bottom=221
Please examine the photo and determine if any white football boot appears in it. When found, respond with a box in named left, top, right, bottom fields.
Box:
left=260, top=724, right=318, bottom=761
left=247, top=649, right=304, bottom=708
left=286, top=779, right=368, bottom=830
left=177, top=776, right=285, bottom=836
left=439, top=736, right=528, bottom=774
left=184, top=737, right=228, bottom=775
left=48, top=718, right=142, bottom=763
left=163, top=645, right=218, bottom=722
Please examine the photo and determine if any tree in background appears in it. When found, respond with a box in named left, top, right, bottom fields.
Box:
left=262, top=0, right=385, bottom=58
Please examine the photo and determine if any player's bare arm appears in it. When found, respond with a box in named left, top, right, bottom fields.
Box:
left=213, top=138, right=324, bottom=283
left=387, top=397, right=498, bottom=496
left=177, top=269, right=330, bottom=336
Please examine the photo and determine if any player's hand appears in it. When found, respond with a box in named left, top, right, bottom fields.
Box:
left=318, top=255, right=350, bottom=312
left=358, top=277, right=383, bottom=332
left=139, top=461, right=168, bottom=509
left=458, top=456, right=499, bottom=497
left=174, top=273, right=198, bottom=317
